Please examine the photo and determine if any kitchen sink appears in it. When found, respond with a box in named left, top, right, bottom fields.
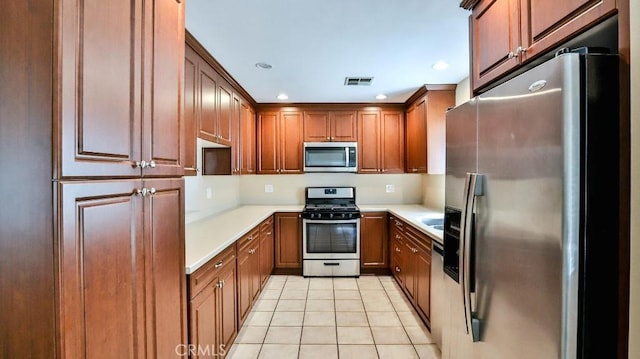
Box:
left=421, top=218, right=444, bottom=231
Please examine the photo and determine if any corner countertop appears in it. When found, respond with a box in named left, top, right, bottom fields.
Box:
left=185, top=204, right=443, bottom=274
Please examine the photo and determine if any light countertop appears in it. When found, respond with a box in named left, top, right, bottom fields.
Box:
left=185, top=204, right=443, bottom=274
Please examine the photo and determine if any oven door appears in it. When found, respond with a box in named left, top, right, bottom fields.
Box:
left=302, top=219, right=360, bottom=259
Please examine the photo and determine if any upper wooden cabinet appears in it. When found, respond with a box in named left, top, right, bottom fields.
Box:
left=197, top=60, right=234, bottom=147
left=184, top=45, right=199, bottom=176
left=405, top=87, right=455, bottom=174
left=257, top=111, right=303, bottom=174
left=58, top=0, right=185, bottom=178
left=357, top=110, right=405, bottom=174
left=303, top=110, right=357, bottom=142
left=241, top=102, right=257, bottom=174
left=471, top=0, right=616, bottom=91
left=231, top=94, right=242, bottom=175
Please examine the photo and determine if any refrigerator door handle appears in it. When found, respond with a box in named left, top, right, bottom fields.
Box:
left=462, top=172, right=483, bottom=342
left=459, top=173, right=473, bottom=336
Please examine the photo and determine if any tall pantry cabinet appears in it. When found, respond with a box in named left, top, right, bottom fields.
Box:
left=1, top=1, right=187, bottom=358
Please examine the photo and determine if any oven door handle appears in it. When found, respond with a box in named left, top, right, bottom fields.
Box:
left=302, top=219, right=360, bottom=224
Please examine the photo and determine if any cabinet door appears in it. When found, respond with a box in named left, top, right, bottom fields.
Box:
left=199, top=61, right=218, bottom=143
left=218, top=263, right=237, bottom=351
left=361, top=212, right=389, bottom=268
left=241, top=102, right=256, bottom=174
left=357, top=111, right=381, bottom=173
left=217, top=80, right=233, bottom=146
left=403, top=241, right=417, bottom=302
left=143, top=0, right=184, bottom=177
left=471, top=0, right=521, bottom=91
left=58, top=0, right=142, bottom=177
left=330, top=111, right=358, bottom=142
left=416, top=247, right=431, bottom=323
left=405, top=99, right=426, bottom=173
left=275, top=213, right=302, bottom=269
left=520, top=0, right=616, bottom=61
left=189, top=284, right=218, bottom=359
left=144, top=178, right=186, bottom=358
left=280, top=111, right=303, bottom=174
left=231, top=94, right=242, bottom=174
left=236, top=243, right=253, bottom=325
left=58, top=180, right=145, bottom=358
left=380, top=111, right=405, bottom=173
left=257, top=112, right=279, bottom=174
left=426, top=90, right=455, bottom=174
left=390, top=233, right=405, bottom=286
left=304, top=111, right=330, bottom=142
left=183, top=45, right=199, bottom=175
left=260, top=218, right=275, bottom=288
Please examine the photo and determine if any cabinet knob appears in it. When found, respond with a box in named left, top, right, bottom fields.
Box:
left=148, top=187, right=156, bottom=196
left=214, top=261, right=223, bottom=269
left=395, top=234, right=401, bottom=239
left=508, top=51, right=516, bottom=60
left=248, top=235, right=253, bottom=241
left=147, top=160, right=156, bottom=168
left=327, top=137, right=330, bottom=140
left=395, top=247, right=401, bottom=252
left=135, top=160, right=148, bottom=169
left=395, top=266, right=401, bottom=273
left=134, top=188, right=147, bottom=196
left=515, top=46, right=527, bottom=56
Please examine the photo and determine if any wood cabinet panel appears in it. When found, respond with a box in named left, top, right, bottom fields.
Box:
left=232, top=94, right=242, bottom=174
left=416, top=247, right=431, bottom=322
left=144, top=0, right=184, bottom=177
left=217, top=81, right=233, bottom=146
left=406, top=98, right=426, bottom=173
left=184, top=45, right=198, bottom=175
left=219, top=263, right=237, bottom=350
left=189, top=284, right=218, bottom=359
left=331, top=111, right=358, bottom=142
left=275, top=213, right=302, bottom=269
left=237, top=228, right=260, bottom=325
left=280, top=111, right=303, bottom=174
left=58, top=0, right=142, bottom=177
left=361, top=212, right=389, bottom=268
left=144, top=179, right=186, bottom=358
left=257, top=112, right=279, bottom=174
left=357, top=111, right=381, bottom=173
left=521, top=0, right=616, bottom=61
left=58, top=180, right=145, bottom=358
left=260, top=217, right=275, bottom=288
left=241, top=101, right=256, bottom=174
left=304, top=111, right=331, bottom=142
left=381, top=111, right=405, bottom=173
left=199, top=62, right=219, bottom=142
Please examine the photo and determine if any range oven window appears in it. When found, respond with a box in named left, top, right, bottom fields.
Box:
left=305, top=221, right=357, bottom=254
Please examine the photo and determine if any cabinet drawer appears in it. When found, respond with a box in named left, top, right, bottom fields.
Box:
left=405, top=226, right=431, bottom=253
left=238, top=228, right=260, bottom=252
left=389, top=216, right=405, bottom=232
left=189, top=244, right=236, bottom=298
left=260, top=216, right=274, bottom=232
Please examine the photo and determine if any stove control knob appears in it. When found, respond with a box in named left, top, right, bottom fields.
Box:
left=341, top=213, right=346, bottom=218
left=329, top=213, right=333, bottom=219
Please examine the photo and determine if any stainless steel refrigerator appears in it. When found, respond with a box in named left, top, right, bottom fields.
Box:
left=443, top=49, right=620, bottom=359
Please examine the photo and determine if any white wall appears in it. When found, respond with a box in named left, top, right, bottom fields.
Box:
left=455, top=77, right=471, bottom=106
left=629, top=1, right=639, bottom=357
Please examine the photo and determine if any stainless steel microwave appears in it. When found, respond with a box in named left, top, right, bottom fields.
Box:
left=303, top=142, right=357, bottom=173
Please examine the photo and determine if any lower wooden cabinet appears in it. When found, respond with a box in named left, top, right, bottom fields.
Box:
left=58, top=179, right=187, bottom=358
left=389, top=216, right=432, bottom=325
left=237, top=227, right=261, bottom=326
left=275, top=212, right=302, bottom=269
left=188, top=245, right=236, bottom=358
left=259, top=216, right=275, bottom=288
left=360, top=212, right=389, bottom=270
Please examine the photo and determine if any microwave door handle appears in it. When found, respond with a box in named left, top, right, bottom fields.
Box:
left=345, top=147, right=350, bottom=167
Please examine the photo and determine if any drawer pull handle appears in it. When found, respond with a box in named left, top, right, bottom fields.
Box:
left=395, top=234, right=401, bottom=239
left=214, top=261, right=223, bottom=269
left=323, top=262, right=340, bottom=266
left=395, top=266, right=401, bottom=273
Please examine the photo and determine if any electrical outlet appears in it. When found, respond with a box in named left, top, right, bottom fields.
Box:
left=264, top=184, right=274, bottom=193
left=385, top=184, right=395, bottom=193
left=206, top=187, right=212, bottom=199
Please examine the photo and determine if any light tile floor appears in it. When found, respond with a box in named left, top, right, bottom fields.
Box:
left=227, top=275, right=441, bottom=359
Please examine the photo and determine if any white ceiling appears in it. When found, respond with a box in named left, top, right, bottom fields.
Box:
left=185, top=0, right=471, bottom=103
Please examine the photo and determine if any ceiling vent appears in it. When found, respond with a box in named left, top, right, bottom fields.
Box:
left=344, top=77, right=374, bottom=86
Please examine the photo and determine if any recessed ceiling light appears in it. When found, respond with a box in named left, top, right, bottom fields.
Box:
left=376, top=94, right=387, bottom=100
left=432, top=61, right=449, bottom=71
left=255, top=62, right=272, bottom=69
left=276, top=93, right=289, bottom=100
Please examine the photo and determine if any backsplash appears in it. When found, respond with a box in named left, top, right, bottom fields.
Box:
left=238, top=173, right=422, bottom=205
left=422, top=174, right=445, bottom=211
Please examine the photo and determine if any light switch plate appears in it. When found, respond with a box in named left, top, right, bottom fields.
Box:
left=264, top=184, right=274, bottom=193
left=385, top=184, right=395, bottom=193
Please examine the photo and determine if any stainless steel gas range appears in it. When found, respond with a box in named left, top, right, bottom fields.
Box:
left=301, top=187, right=361, bottom=277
